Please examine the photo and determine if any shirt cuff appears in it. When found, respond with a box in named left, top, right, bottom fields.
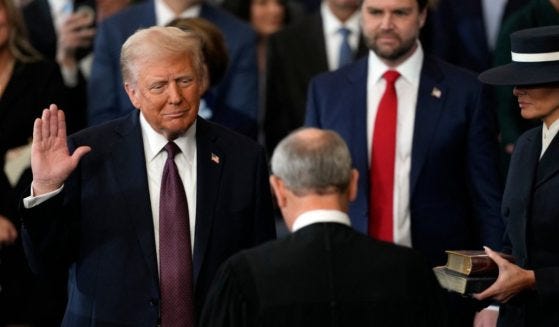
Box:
left=23, top=184, right=64, bottom=208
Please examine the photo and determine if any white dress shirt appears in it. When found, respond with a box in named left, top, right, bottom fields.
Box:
left=482, top=0, right=507, bottom=50
left=155, top=0, right=201, bottom=26
left=140, top=114, right=197, bottom=266
left=321, top=1, right=361, bottom=71
left=541, top=119, right=559, bottom=159
left=48, top=0, right=73, bottom=32
left=292, top=209, right=351, bottom=232
left=366, top=43, right=424, bottom=247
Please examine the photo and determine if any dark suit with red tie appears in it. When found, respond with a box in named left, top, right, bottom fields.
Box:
left=305, top=55, right=504, bottom=325
left=306, top=55, right=504, bottom=266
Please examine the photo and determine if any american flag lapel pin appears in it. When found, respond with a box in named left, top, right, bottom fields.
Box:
left=431, top=87, right=442, bottom=99
left=211, top=153, right=220, bottom=164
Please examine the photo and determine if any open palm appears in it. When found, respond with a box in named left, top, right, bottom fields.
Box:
left=31, top=104, right=91, bottom=195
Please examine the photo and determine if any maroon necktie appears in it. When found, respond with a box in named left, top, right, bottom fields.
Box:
left=369, top=70, right=400, bottom=242
left=159, top=141, right=194, bottom=327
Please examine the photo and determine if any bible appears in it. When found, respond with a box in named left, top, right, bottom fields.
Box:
left=445, top=250, right=515, bottom=276
left=433, top=266, right=496, bottom=295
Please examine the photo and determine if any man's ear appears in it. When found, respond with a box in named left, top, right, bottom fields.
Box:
left=124, top=82, right=141, bottom=110
left=269, top=175, right=287, bottom=208
left=348, top=169, right=359, bottom=202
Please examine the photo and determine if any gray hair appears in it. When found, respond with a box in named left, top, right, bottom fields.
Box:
left=271, top=128, right=353, bottom=196
left=120, top=26, right=207, bottom=85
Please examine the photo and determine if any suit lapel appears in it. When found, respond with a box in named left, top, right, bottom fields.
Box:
left=193, top=118, right=223, bottom=284
left=515, top=130, right=540, bottom=204
left=508, top=129, right=540, bottom=260
left=108, top=113, right=159, bottom=287
left=536, top=129, right=559, bottom=188
left=410, top=57, right=447, bottom=195
left=344, top=59, right=370, bottom=231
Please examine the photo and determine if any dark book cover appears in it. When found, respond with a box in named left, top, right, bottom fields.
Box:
left=433, top=266, right=496, bottom=295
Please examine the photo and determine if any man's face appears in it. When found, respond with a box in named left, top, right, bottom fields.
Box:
left=361, top=0, right=426, bottom=66
left=125, top=53, right=207, bottom=140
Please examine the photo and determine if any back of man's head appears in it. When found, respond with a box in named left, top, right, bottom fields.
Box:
left=271, top=128, right=352, bottom=196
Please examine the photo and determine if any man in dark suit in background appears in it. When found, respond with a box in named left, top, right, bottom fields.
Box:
left=88, top=0, right=259, bottom=138
left=20, top=26, right=275, bottom=326
left=264, top=0, right=368, bottom=154
left=305, top=0, right=503, bottom=325
left=200, top=127, right=446, bottom=327
left=421, top=0, right=529, bottom=73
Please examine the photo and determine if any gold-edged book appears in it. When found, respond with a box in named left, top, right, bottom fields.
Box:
left=445, top=250, right=515, bottom=276
left=433, top=266, right=495, bottom=295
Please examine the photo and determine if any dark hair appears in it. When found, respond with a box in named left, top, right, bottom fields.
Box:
left=167, top=18, right=229, bottom=87
left=417, top=0, right=429, bottom=11
left=358, top=0, right=432, bottom=11
left=222, top=0, right=291, bottom=27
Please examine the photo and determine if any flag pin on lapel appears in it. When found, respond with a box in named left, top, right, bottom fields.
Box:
left=211, top=153, right=220, bottom=164
left=431, top=87, right=442, bottom=99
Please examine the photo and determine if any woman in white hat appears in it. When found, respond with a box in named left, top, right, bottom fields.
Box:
left=475, top=25, right=559, bottom=326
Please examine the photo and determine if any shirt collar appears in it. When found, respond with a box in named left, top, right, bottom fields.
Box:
left=155, top=0, right=202, bottom=26
left=368, top=41, right=424, bottom=87
left=291, top=209, right=351, bottom=232
left=320, top=1, right=361, bottom=37
left=140, top=113, right=197, bottom=162
left=543, top=118, right=559, bottom=135
left=542, top=118, right=559, bottom=145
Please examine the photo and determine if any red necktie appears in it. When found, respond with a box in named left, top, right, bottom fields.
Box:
left=369, top=70, right=400, bottom=242
left=159, top=142, right=194, bottom=327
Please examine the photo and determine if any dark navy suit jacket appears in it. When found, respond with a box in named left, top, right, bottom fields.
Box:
left=498, top=127, right=559, bottom=326
left=87, top=0, right=258, bottom=137
left=421, top=0, right=529, bottom=72
left=21, top=112, right=275, bottom=326
left=305, top=55, right=504, bottom=266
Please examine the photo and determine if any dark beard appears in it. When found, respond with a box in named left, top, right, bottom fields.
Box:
left=365, top=33, right=417, bottom=62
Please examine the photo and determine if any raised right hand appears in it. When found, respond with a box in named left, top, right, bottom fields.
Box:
left=31, top=104, right=91, bottom=195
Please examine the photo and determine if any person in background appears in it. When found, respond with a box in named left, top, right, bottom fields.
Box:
left=20, top=26, right=275, bottom=326
left=493, top=0, right=559, bottom=173
left=88, top=0, right=259, bottom=139
left=168, top=17, right=229, bottom=89
left=21, top=0, right=132, bottom=84
left=0, top=0, right=85, bottom=324
left=200, top=127, right=447, bottom=327
left=476, top=25, right=559, bottom=327
left=421, top=0, right=529, bottom=73
left=263, top=0, right=368, bottom=155
left=222, top=0, right=289, bottom=76
left=305, top=0, right=504, bottom=325
left=221, top=0, right=290, bottom=143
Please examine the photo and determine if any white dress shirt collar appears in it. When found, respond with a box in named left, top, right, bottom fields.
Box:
left=155, top=0, right=202, bottom=26
left=367, top=41, right=423, bottom=86
left=291, top=209, right=351, bottom=232
left=321, top=1, right=361, bottom=37
left=321, top=1, right=361, bottom=70
left=541, top=119, right=559, bottom=159
left=140, top=113, right=197, bottom=162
